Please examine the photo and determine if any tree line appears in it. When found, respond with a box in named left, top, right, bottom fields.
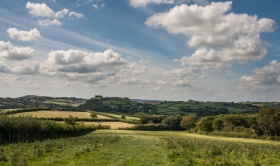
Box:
left=0, top=115, right=101, bottom=143
left=137, top=108, right=280, bottom=138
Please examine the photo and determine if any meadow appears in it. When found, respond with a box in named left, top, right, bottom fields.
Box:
left=15, top=110, right=111, bottom=119
left=0, top=130, right=279, bottom=165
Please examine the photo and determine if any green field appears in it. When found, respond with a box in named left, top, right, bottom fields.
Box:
left=0, top=130, right=279, bottom=165
left=102, top=98, right=138, bottom=106
left=102, top=113, right=140, bottom=121
left=43, top=99, right=80, bottom=107
left=155, top=101, right=248, bottom=115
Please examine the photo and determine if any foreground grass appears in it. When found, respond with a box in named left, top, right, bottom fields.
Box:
left=1, top=130, right=280, bottom=165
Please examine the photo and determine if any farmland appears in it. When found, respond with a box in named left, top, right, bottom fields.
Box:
left=15, top=110, right=110, bottom=119
left=0, top=130, right=279, bottom=165
left=12, top=110, right=137, bottom=129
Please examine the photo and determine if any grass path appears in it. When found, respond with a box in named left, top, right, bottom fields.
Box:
left=3, top=130, right=280, bottom=165
left=31, top=131, right=170, bottom=166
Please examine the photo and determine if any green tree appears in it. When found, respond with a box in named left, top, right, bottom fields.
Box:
left=90, top=112, right=97, bottom=119
left=258, top=108, right=280, bottom=136
left=197, top=117, right=215, bottom=133
left=64, top=115, right=77, bottom=125
left=162, top=114, right=182, bottom=130
left=180, top=115, right=196, bottom=131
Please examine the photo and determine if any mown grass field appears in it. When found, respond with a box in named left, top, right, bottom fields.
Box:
left=1, top=130, right=280, bottom=165
left=102, top=113, right=140, bottom=121
left=14, top=110, right=138, bottom=129
left=43, top=99, right=80, bottom=107
left=14, top=111, right=111, bottom=119
left=80, top=122, right=135, bottom=129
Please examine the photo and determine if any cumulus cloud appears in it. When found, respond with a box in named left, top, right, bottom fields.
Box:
left=26, top=2, right=83, bottom=26
left=26, top=2, right=57, bottom=18
left=130, top=0, right=174, bottom=7
left=0, top=41, right=34, bottom=60
left=68, top=11, right=84, bottom=18
left=38, top=19, right=61, bottom=26
left=146, top=1, right=275, bottom=69
left=6, top=28, right=42, bottom=41
left=45, top=49, right=126, bottom=73
left=240, top=60, right=280, bottom=86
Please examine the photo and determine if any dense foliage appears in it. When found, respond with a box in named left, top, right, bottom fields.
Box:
left=195, top=108, right=280, bottom=138
left=0, top=115, right=99, bottom=143
left=258, top=108, right=280, bottom=136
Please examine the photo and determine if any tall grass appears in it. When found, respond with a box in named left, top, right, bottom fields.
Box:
left=0, top=133, right=121, bottom=166
left=160, top=133, right=280, bottom=165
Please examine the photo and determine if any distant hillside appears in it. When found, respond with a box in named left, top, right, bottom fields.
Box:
left=79, top=97, right=156, bottom=116
left=131, top=99, right=163, bottom=103
left=0, top=95, right=87, bottom=110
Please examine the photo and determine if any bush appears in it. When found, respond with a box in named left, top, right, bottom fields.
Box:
left=125, top=124, right=169, bottom=131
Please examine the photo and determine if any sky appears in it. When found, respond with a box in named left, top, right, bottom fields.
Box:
left=0, top=0, right=280, bottom=101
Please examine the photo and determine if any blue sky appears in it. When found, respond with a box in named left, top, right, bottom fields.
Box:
left=0, top=0, right=280, bottom=101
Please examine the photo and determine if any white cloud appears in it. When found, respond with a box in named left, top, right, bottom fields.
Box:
left=118, top=78, right=148, bottom=85
left=26, top=2, right=56, bottom=18
left=10, top=62, right=39, bottom=75
left=6, top=28, right=42, bottom=41
left=26, top=2, right=83, bottom=26
left=101, top=4, right=105, bottom=7
left=130, top=0, right=174, bottom=7
left=55, top=9, right=69, bottom=18
left=46, top=49, right=126, bottom=72
left=39, top=49, right=129, bottom=83
left=146, top=1, right=275, bottom=69
left=92, top=4, right=98, bottom=9
left=139, top=85, right=161, bottom=92
left=68, top=11, right=84, bottom=18
left=163, top=67, right=201, bottom=77
left=240, top=60, right=280, bottom=86
left=84, top=0, right=93, bottom=5
left=26, top=2, right=69, bottom=18
left=38, top=19, right=62, bottom=26
left=171, top=79, right=194, bottom=87
left=0, top=41, right=34, bottom=60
